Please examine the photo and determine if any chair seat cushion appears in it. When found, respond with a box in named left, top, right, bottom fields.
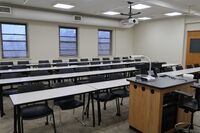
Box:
left=57, top=100, right=83, bottom=110
left=180, top=99, right=198, bottom=112
left=20, top=104, right=52, bottom=120
left=112, top=89, right=129, bottom=98
left=93, top=92, right=116, bottom=102
left=3, top=88, right=18, bottom=96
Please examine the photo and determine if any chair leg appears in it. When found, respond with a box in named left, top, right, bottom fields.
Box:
left=52, top=113, right=57, bottom=133
left=21, top=118, right=24, bottom=133
left=45, top=116, right=49, bottom=125
left=121, top=98, right=123, bottom=105
left=190, top=112, right=194, bottom=129
left=116, top=98, right=121, bottom=116
left=104, top=101, right=107, bottom=110
left=86, top=93, right=91, bottom=118
left=82, top=93, right=85, bottom=120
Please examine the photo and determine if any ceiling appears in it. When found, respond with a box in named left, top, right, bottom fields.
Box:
left=0, top=0, right=200, bottom=20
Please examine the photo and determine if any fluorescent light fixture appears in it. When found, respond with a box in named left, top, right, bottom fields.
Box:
left=164, top=12, right=182, bottom=16
left=103, top=11, right=120, bottom=15
left=53, top=3, right=74, bottom=9
left=138, top=17, right=152, bottom=20
left=131, top=4, right=151, bottom=10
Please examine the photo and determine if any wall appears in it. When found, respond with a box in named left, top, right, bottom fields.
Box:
left=132, top=17, right=185, bottom=64
left=0, top=18, right=134, bottom=62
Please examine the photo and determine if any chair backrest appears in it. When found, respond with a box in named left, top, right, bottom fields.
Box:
left=1, top=73, right=24, bottom=79
left=113, top=57, right=120, bottom=60
left=122, top=57, right=129, bottom=60
left=108, top=73, right=125, bottom=80
left=186, top=64, right=193, bottom=69
left=75, top=67, right=89, bottom=72
left=92, top=58, right=100, bottom=61
left=38, top=63, right=51, bottom=68
left=17, top=61, right=29, bottom=65
left=99, top=66, right=111, bottom=70
left=0, top=65, right=9, bottom=70
left=78, top=62, right=89, bottom=65
left=112, top=60, right=121, bottom=63
left=53, top=63, right=68, bottom=67
left=176, top=65, right=183, bottom=70
left=163, top=66, right=173, bottom=72
left=80, top=58, right=89, bottom=62
left=135, top=59, right=141, bottom=61
left=18, top=83, right=46, bottom=93
left=52, top=60, right=62, bottom=63
left=38, top=60, right=50, bottom=64
left=90, top=75, right=105, bottom=83
left=194, top=64, right=200, bottom=68
left=29, top=70, right=49, bottom=76
left=56, top=68, right=74, bottom=74
left=111, top=64, right=125, bottom=69
left=102, top=57, right=110, bottom=61
left=195, top=89, right=200, bottom=109
left=91, top=61, right=101, bottom=65
left=0, top=61, right=13, bottom=66
left=12, top=65, right=28, bottom=69
left=102, top=60, right=111, bottom=64
left=69, top=59, right=78, bottom=62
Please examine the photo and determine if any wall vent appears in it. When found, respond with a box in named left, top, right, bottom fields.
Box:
left=0, top=6, right=11, bottom=14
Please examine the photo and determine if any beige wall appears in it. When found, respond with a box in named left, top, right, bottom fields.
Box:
left=132, top=17, right=185, bottom=64
left=0, top=18, right=134, bottom=62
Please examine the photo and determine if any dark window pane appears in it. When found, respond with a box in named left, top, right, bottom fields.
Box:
left=98, top=30, right=112, bottom=56
left=1, top=23, right=27, bottom=58
left=59, top=27, right=77, bottom=56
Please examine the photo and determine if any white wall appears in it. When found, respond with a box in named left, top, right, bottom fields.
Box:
left=0, top=18, right=135, bottom=62
left=132, top=17, right=185, bottom=64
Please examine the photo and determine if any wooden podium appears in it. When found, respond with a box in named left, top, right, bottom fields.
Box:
left=128, top=77, right=195, bottom=133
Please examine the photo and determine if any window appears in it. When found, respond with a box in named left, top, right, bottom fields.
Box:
left=59, top=27, right=78, bottom=56
left=0, top=23, right=28, bottom=58
left=98, top=30, right=112, bottom=56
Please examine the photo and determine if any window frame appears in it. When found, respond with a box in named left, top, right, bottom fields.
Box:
left=98, top=29, right=112, bottom=56
left=59, top=26, right=78, bottom=57
left=0, top=22, right=28, bottom=59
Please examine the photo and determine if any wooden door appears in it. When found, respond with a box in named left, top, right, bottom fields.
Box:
left=186, top=31, right=200, bottom=65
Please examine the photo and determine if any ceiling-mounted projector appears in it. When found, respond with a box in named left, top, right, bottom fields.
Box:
left=120, top=18, right=139, bottom=25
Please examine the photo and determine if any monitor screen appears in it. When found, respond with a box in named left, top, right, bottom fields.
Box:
left=190, top=39, right=200, bottom=53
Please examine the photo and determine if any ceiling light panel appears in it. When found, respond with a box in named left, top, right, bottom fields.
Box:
left=164, top=12, right=182, bottom=16
left=138, top=17, right=152, bottom=20
left=103, top=11, right=120, bottom=15
left=131, top=4, right=151, bottom=10
left=53, top=3, right=74, bottom=9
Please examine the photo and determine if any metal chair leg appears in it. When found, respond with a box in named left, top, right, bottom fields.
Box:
left=52, top=112, right=57, bottom=133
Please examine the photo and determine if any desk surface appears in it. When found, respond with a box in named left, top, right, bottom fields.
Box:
left=10, top=84, right=96, bottom=105
left=127, top=76, right=195, bottom=89
left=0, top=67, right=136, bottom=85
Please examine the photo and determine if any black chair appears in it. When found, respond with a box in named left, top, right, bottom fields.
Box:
left=12, top=65, right=28, bottom=69
left=74, top=67, right=90, bottom=85
left=52, top=60, right=62, bottom=63
left=53, top=63, right=68, bottom=67
left=17, top=61, right=29, bottom=65
left=186, top=65, right=200, bottom=80
left=1, top=73, right=24, bottom=96
left=163, top=66, right=173, bottom=72
left=91, top=61, right=101, bottom=65
left=38, top=60, right=50, bottom=64
left=56, top=68, right=75, bottom=74
left=92, top=58, right=100, bottom=61
left=0, top=61, right=13, bottom=66
left=102, top=57, right=110, bottom=61
left=29, top=70, right=49, bottom=76
left=99, top=66, right=111, bottom=70
left=186, top=64, right=193, bottom=69
left=17, top=83, right=56, bottom=133
left=111, top=64, right=125, bottom=69
left=91, top=75, right=119, bottom=124
left=113, top=57, right=120, bottom=60
left=176, top=65, right=183, bottom=70
left=193, top=64, right=200, bottom=68
left=102, top=58, right=111, bottom=64
left=80, top=58, right=89, bottom=62
left=38, top=63, right=51, bottom=68
left=69, top=59, right=78, bottom=65
left=122, top=57, right=128, bottom=60
left=0, top=65, right=9, bottom=70
left=53, top=82, right=84, bottom=122
left=109, top=73, right=129, bottom=114
left=174, top=87, right=200, bottom=132
left=112, top=60, right=121, bottom=63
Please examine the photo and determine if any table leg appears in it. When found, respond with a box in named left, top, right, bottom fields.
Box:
left=0, top=86, right=5, bottom=117
left=91, top=92, right=95, bottom=127
left=14, top=106, right=17, bottom=133
left=96, top=91, right=101, bottom=125
left=17, top=106, right=21, bottom=133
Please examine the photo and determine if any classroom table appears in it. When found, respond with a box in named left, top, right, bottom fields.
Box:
left=0, top=67, right=137, bottom=117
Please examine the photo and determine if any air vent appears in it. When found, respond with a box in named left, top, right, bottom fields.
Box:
left=73, top=15, right=82, bottom=22
left=0, top=6, right=11, bottom=14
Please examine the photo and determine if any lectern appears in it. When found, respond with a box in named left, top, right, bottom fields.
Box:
left=128, top=76, right=195, bottom=133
